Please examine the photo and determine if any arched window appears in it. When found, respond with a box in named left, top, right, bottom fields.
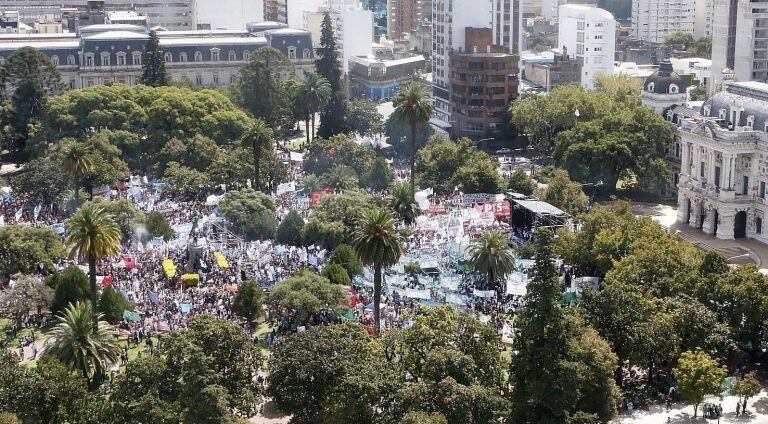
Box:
left=703, top=105, right=711, bottom=116
left=194, top=51, right=203, bottom=62
left=211, top=48, right=220, bottom=61
left=718, top=108, right=727, bottom=120
left=101, top=52, right=111, bottom=66
left=179, top=52, right=188, bottom=62
left=228, top=50, right=236, bottom=61
left=131, top=51, right=142, bottom=65
left=303, top=49, right=311, bottom=59
left=67, top=55, right=76, bottom=65
left=287, top=46, right=296, bottom=60
left=84, top=53, right=95, bottom=67
left=747, top=115, right=755, bottom=129
left=51, top=55, right=59, bottom=65
left=165, top=52, right=172, bottom=62
left=243, top=51, right=250, bottom=61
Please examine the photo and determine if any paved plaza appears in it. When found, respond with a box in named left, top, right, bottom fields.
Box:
left=614, top=390, right=768, bottom=423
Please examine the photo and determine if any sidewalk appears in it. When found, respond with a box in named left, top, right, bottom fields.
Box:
left=613, top=390, right=768, bottom=423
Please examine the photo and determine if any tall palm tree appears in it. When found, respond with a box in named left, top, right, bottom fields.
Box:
left=61, top=141, right=94, bottom=210
left=44, top=301, right=121, bottom=385
left=392, top=82, right=433, bottom=202
left=241, top=118, right=273, bottom=192
left=389, top=181, right=420, bottom=225
left=468, top=230, right=515, bottom=292
left=353, top=209, right=402, bottom=336
left=65, top=204, right=121, bottom=333
left=297, top=73, right=332, bottom=141
left=324, top=164, right=359, bottom=191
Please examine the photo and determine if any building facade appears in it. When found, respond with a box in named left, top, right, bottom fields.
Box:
left=448, top=27, right=518, bottom=140
left=387, top=0, right=431, bottom=41
left=631, top=0, right=695, bottom=43
left=286, top=0, right=327, bottom=30
left=348, top=54, right=425, bottom=100
left=330, top=0, right=374, bottom=73
left=523, top=49, right=581, bottom=91
left=676, top=81, right=768, bottom=242
left=195, top=0, right=264, bottom=30
left=0, top=23, right=314, bottom=88
left=711, top=0, right=768, bottom=89
left=558, top=4, right=615, bottom=89
left=264, top=0, right=288, bottom=23
left=694, top=0, right=714, bottom=37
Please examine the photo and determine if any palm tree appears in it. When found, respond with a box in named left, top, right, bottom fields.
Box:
left=61, top=141, right=94, bottom=210
left=467, top=230, right=515, bottom=292
left=65, top=204, right=121, bottom=333
left=297, top=73, right=332, bottom=141
left=353, top=209, right=402, bottom=336
left=389, top=181, right=420, bottom=225
left=241, top=118, right=274, bottom=192
left=44, top=301, right=121, bottom=385
left=324, top=164, right=359, bottom=191
left=392, top=82, right=433, bottom=202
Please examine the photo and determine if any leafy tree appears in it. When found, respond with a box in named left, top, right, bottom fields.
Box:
left=468, top=230, right=515, bottom=291
left=453, top=157, right=506, bottom=194
left=417, top=135, right=503, bottom=195
left=79, top=132, right=130, bottom=196
left=323, top=164, right=359, bottom=191
left=315, top=12, right=348, bottom=138
left=233, top=47, right=295, bottom=132
left=347, top=100, right=384, bottom=137
left=266, top=271, right=345, bottom=326
left=730, top=372, right=762, bottom=408
left=318, top=92, right=349, bottom=139
left=0, top=46, right=62, bottom=156
left=0, top=275, right=53, bottom=325
left=708, top=265, right=768, bottom=352
left=184, top=385, right=236, bottom=424
left=275, top=210, right=305, bottom=246
left=389, top=181, right=420, bottom=224
left=304, top=134, right=376, bottom=177
left=87, top=197, right=146, bottom=240
left=385, top=113, right=432, bottom=160
left=393, top=82, right=434, bottom=201
left=507, top=166, right=536, bottom=195
left=364, top=156, right=393, bottom=190
left=231, top=280, right=264, bottom=323
left=219, top=188, right=276, bottom=241
left=298, top=73, right=332, bottom=142
left=145, top=211, right=175, bottom=241
left=156, top=134, right=220, bottom=174
left=328, top=243, right=364, bottom=278
left=594, top=73, right=641, bottom=104
left=267, top=322, right=395, bottom=423
left=322, top=262, right=352, bottom=285
left=691, top=35, right=712, bottom=58
left=164, top=161, right=210, bottom=192
left=50, top=266, right=90, bottom=315
left=241, top=118, right=274, bottom=192
left=690, top=85, right=709, bottom=101
left=664, top=31, right=696, bottom=47
left=535, top=169, right=588, bottom=216
left=64, top=204, right=122, bottom=332
left=303, top=190, right=377, bottom=248
left=10, top=151, right=69, bottom=204
left=98, top=285, right=133, bottom=324
left=61, top=140, right=94, bottom=209
left=674, top=349, right=727, bottom=418
left=0, top=225, right=64, bottom=276
left=401, top=412, right=448, bottom=424
left=353, top=209, right=402, bottom=336
left=44, top=301, right=121, bottom=384
left=140, top=30, right=168, bottom=87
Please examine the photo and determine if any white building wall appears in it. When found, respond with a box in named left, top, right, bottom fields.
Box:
left=196, top=0, right=264, bottom=30
left=304, top=10, right=326, bottom=44
left=330, top=0, right=373, bottom=73
left=694, top=0, right=714, bottom=37
left=711, top=0, right=768, bottom=88
left=287, top=0, right=328, bottom=29
left=558, top=4, right=615, bottom=89
left=632, top=0, right=695, bottom=42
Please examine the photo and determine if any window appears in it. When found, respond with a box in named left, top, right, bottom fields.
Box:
left=757, top=216, right=763, bottom=234
left=744, top=176, right=750, bottom=195
left=243, top=51, right=250, bottom=60
left=303, top=49, right=311, bottom=59
left=211, top=49, right=220, bottom=61
left=179, top=52, right=188, bottom=62
left=719, top=108, right=727, bottom=120
left=195, top=51, right=203, bottom=62
left=165, top=52, right=172, bottom=62
left=593, top=47, right=602, bottom=52
left=67, top=55, right=76, bottom=65
left=761, top=181, right=766, bottom=198
left=101, top=53, right=110, bottom=66
left=700, top=161, right=705, bottom=178
left=195, top=74, right=203, bottom=85
left=84, top=54, right=94, bottom=67
left=748, top=115, right=755, bottom=129
left=51, top=55, right=59, bottom=65
left=287, top=47, right=296, bottom=60
left=228, top=50, right=236, bottom=61
left=117, top=53, right=126, bottom=66
left=213, top=73, right=219, bottom=85
left=669, top=84, right=679, bottom=94
left=132, top=52, right=141, bottom=65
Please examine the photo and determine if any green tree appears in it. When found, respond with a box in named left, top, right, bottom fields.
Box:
left=691, top=35, right=712, bottom=58
left=417, top=135, right=503, bottom=195
left=303, top=134, right=376, bottom=177
left=594, top=73, right=641, bottom=104
left=241, top=118, right=274, bottom=192
left=156, top=134, right=220, bottom=174
left=145, top=211, right=175, bottom=241
left=233, top=47, right=295, bottom=132
left=276, top=210, right=305, bottom=246
left=730, top=372, right=762, bottom=408
left=61, top=140, right=94, bottom=209
left=664, top=31, right=696, bottom=47
left=266, top=271, right=345, bottom=326
left=267, top=322, right=394, bottom=423
left=322, top=263, right=351, bottom=285
left=140, top=30, right=168, bottom=87
left=674, top=349, right=727, bottom=417
left=0, top=46, right=62, bottom=156
left=98, top=284, right=133, bottom=324
left=385, top=113, right=433, bottom=160
left=690, top=84, right=709, bottom=101
left=323, top=164, right=359, bottom=191
left=79, top=132, right=131, bottom=197
left=164, top=161, right=210, bottom=192
left=231, top=280, right=264, bottom=323
left=353, top=209, right=402, bottom=336
left=0, top=226, right=64, bottom=276
left=298, top=73, right=332, bottom=142
left=364, top=156, right=394, bottom=190
left=64, top=204, right=122, bottom=332
left=468, top=230, right=515, bottom=291
left=10, top=152, right=69, bottom=204
left=50, top=266, right=90, bottom=315
left=535, top=169, right=588, bottom=216
left=347, top=100, right=384, bottom=137
left=401, top=412, right=448, bottom=424
left=44, top=301, right=121, bottom=384
left=219, top=188, right=276, bottom=241
left=315, top=12, right=347, bottom=138
left=86, top=197, right=146, bottom=241
left=389, top=181, right=420, bottom=224
left=507, top=166, right=536, bottom=195
left=328, top=243, right=364, bottom=278
left=393, top=82, right=434, bottom=201
left=184, top=385, right=236, bottom=424
left=303, top=190, right=377, bottom=248
left=454, top=156, right=506, bottom=194
left=0, top=275, right=53, bottom=326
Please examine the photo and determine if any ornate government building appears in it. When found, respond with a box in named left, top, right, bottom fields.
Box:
left=0, top=21, right=315, bottom=88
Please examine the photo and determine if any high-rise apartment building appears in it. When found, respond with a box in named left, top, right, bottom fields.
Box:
left=558, top=4, right=616, bottom=89
left=196, top=0, right=264, bottom=29
left=431, top=0, right=521, bottom=130
left=711, top=0, right=768, bottom=88
left=265, top=0, right=288, bottom=22
left=694, top=0, right=714, bottom=37
left=387, top=0, right=431, bottom=40
left=631, top=0, right=695, bottom=42
left=287, top=0, right=328, bottom=29
left=330, top=0, right=373, bottom=72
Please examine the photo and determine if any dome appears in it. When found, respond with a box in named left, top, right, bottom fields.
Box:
left=643, top=61, right=688, bottom=95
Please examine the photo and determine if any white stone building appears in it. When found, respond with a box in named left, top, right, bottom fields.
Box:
left=711, top=0, right=768, bottom=89
left=631, top=0, right=695, bottom=43
left=694, top=0, right=714, bottom=37
left=676, top=81, right=768, bottom=241
left=195, top=0, right=264, bottom=30
left=330, top=0, right=373, bottom=73
left=286, top=0, right=328, bottom=30
left=558, top=4, right=615, bottom=89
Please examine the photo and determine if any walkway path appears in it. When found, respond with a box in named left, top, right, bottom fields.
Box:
left=613, top=390, right=768, bottom=423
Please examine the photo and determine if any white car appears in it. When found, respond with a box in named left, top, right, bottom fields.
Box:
left=496, top=148, right=511, bottom=154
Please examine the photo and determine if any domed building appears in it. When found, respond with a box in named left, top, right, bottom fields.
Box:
left=641, top=61, right=689, bottom=114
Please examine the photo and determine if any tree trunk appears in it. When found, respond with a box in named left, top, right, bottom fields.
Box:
left=410, top=122, right=417, bottom=203
left=74, top=180, right=80, bottom=210
left=88, top=256, right=98, bottom=334
left=374, top=263, right=382, bottom=337
left=253, top=141, right=261, bottom=191
left=614, top=365, right=624, bottom=387
left=693, top=402, right=699, bottom=418
left=311, top=112, right=316, bottom=141
left=305, top=114, right=310, bottom=145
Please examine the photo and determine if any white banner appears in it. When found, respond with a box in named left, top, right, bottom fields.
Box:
left=276, top=181, right=296, bottom=196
